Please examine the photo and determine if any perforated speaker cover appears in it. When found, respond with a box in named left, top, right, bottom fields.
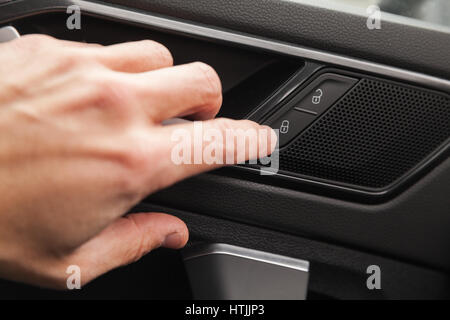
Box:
left=278, top=77, right=450, bottom=191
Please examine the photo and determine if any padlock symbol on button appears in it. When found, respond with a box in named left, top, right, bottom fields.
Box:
left=312, top=88, right=323, bottom=105
left=280, top=120, right=290, bottom=134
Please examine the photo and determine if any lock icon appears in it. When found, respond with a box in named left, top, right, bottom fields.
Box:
left=280, top=120, right=289, bottom=134
left=312, top=88, right=323, bottom=104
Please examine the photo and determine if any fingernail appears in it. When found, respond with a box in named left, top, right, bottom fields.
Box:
left=162, top=232, right=183, bottom=249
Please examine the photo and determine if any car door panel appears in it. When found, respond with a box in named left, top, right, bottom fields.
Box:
left=1, top=0, right=449, bottom=299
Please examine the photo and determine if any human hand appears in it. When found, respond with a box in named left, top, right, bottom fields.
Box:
left=0, top=35, right=276, bottom=288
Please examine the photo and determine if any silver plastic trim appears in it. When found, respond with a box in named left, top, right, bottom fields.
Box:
left=0, top=25, right=19, bottom=42
left=184, top=243, right=310, bottom=273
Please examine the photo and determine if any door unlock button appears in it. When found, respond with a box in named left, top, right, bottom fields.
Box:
left=295, top=74, right=357, bottom=115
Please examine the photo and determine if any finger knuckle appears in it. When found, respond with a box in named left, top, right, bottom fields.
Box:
left=214, top=117, right=236, bottom=134
left=121, top=143, right=149, bottom=172
left=86, top=75, right=131, bottom=111
left=114, top=138, right=151, bottom=188
left=144, top=40, right=173, bottom=66
left=193, top=62, right=222, bottom=104
left=108, top=153, right=147, bottom=204
left=93, top=80, right=120, bottom=106
left=56, top=51, right=94, bottom=72
left=121, top=215, right=151, bottom=264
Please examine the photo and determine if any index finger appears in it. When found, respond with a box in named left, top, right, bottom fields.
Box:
left=147, top=118, right=277, bottom=191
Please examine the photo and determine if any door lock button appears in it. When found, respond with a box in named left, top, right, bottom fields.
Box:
left=268, top=109, right=316, bottom=148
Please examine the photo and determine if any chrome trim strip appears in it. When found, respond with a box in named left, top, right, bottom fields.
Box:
left=184, top=243, right=310, bottom=273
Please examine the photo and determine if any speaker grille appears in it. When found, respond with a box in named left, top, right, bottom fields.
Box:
left=279, top=78, right=450, bottom=190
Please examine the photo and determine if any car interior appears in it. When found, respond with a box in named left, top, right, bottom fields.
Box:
left=0, top=0, right=449, bottom=300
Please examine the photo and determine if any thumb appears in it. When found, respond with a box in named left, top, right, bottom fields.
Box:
left=64, top=212, right=188, bottom=286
